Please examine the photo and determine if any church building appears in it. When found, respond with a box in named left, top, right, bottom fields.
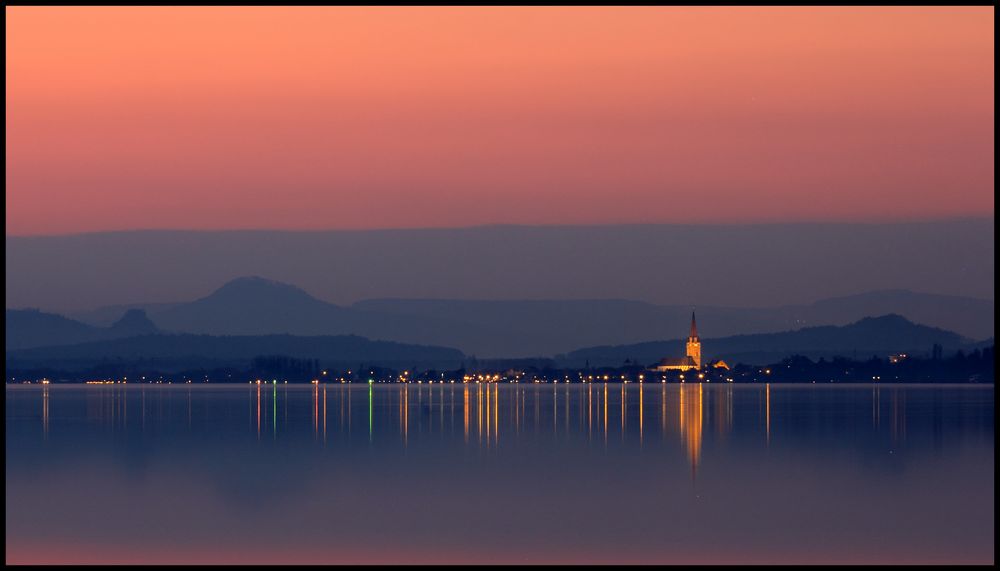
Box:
left=653, top=312, right=703, bottom=372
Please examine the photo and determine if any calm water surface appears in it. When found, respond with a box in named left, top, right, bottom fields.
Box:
left=5, top=383, right=994, bottom=564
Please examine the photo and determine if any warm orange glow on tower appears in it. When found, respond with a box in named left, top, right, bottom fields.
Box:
left=686, top=311, right=701, bottom=368
left=652, top=311, right=704, bottom=372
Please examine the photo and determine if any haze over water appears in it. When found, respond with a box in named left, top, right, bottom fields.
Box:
left=5, top=383, right=993, bottom=564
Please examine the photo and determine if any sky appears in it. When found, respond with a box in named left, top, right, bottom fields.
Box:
left=5, top=6, right=995, bottom=236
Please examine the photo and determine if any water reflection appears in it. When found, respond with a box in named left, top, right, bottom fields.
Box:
left=249, top=383, right=756, bottom=451
left=56, top=382, right=984, bottom=476
left=6, top=383, right=994, bottom=564
left=766, top=382, right=771, bottom=444
left=41, top=384, right=49, bottom=438
left=679, top=383, right=704, bottom=475
left=17, top=383, right=995, bottom=465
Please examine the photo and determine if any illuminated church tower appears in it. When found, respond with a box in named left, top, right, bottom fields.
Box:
left=686, top=311, right=701, bottom=368
left=651, top=310, right=711, bottom=372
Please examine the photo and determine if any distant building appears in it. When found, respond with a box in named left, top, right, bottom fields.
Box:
left=653, top=312, right=703, bottom=372
left=710, top=359, right=730, bottom=370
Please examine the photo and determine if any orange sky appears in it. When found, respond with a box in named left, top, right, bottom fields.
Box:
left=5, top=7, right=994, bottom=235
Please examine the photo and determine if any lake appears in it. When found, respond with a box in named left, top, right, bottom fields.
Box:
left=5, top=383, right=994, bottom=564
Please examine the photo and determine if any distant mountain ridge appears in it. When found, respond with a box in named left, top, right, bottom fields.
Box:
left=152, top=276, right=358, bottom=335
left=559, top=314, right=972, bottom=367
left=58, top=277, right=995, bottom=357
left=8, top=221, right=994, bottom=318
left=353, top=290, right=994, bottom=346
left=109, top=308, right=159, bottom=337
left=7, top=277, right=992, bottom=360
left=138, top=277, right=506, bottom=351
left=5, top=308, right=161, bottom=351
left=6, top=313, right=981, bottom=374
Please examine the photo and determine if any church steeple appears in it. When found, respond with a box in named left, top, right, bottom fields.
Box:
left=651, top=310, right=705, bottom=373
left=686, top=311, right=701, bottom=368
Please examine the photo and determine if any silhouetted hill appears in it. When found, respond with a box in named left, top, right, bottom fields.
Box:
left=6, top=308, right=162, bottom=351
left=151, top=276, right=358, bottom=335
left=139, top=277, right=504, bottom=350
left=352, top=290, right=993, bottom=355
left=9, top=221, right=993, bottom=317
left=6, top=333, right=466, bottom=372
left=351, top=298, right=667, bottom=356
left=108, top=309, right=159, bottom=336
left=59, top=279, right=993, bottom=357
left=5, top=309, right=99, bottom=351
left=559, top=315, right=973, bottom=367
left=799, top=290, right=993, bottom=340
left=71, top=301, right=181, bottom=327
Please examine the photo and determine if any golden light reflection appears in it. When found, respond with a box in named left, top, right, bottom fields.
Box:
left=464, top=384, right=470, bottom=443
left=54, top=382, right=760, bottom=476
left=678, top=384, right=704, bottom=477
left=31, top=382, right=843, bottom=485
left=765, top=383, right=771, bottom=446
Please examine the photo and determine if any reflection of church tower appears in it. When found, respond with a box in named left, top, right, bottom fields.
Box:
left=679, top=384, right=704, bottom=480
left=686, top=311, right=701, bottom=368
